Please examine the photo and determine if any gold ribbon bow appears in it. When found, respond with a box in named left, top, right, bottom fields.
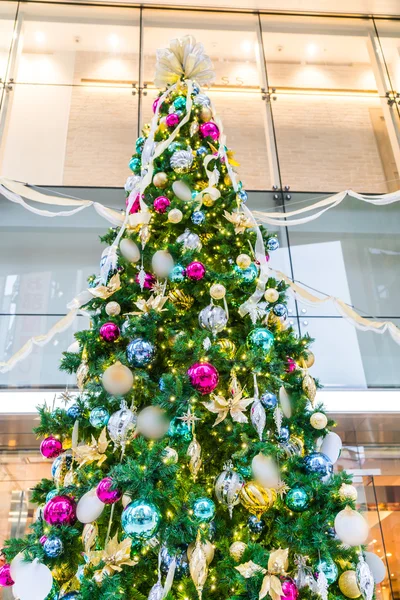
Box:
left=224, top=210, right=254, bottom=234
left=88, top=533, right=136, bottom=583
left=74, top=427, right=109, bottom=468
left=236, top=548, right=289, bottom=600
left=88, top=273, right=121, bottom=299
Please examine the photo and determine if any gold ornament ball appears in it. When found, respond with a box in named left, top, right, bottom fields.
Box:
left=200, top=106, right=213, bottom=121
left=105, top=301, right=121, bottom=317
left=153, top=172, right=168, bottom=188
left=224, top=174, right=232, bottom=186
left=229, top=541, right=247, bottom=562
left=310, top=412, right=328, bottom=430
left=339, top=483, right=358, bottom=502
left=202, top=193, right=215, bottom=207
left=210, top=283, right=226, bottom=300
left=236, top=254, right=252, bottom=269
left=168, top=208, right=183, bottom=224
left=264, top=288, right=279, bottom=303
left=188, top=540, right=215, bottom=564
left=299, top=352, right=315, bottom=369
left=338, top=571, right=361, bottom=598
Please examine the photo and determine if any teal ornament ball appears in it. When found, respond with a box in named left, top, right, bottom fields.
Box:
left=193, top=497, right=216, bottom=522
left=129, top=157, right=141, bottom=173
left=247, top=328, right=274, bottom=353
left=317, top=558, right=339, bottom=584
left=168, top=417, right=192, bottom=441
left=285, top=487, right=310, bottom=512
left=135, top=136, right=145, bottom=153
left=89, top=407, right=110, bottom=429
left=46, top=489, right=59, bottom=503
left=234, top=263, right=258, bottom=283
left=169, top=265, right=186, bottom=283
left=173, top=96, right=186, bottom=111
left=121, top=499, right=161, bottom=540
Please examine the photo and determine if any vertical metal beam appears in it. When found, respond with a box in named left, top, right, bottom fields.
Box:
left=137, top=6, right=144, bottom=139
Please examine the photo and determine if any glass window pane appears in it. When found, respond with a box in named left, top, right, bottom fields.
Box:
left=373, top=19, right=400, bottom=93
left=0, top=2, right=18, bottom=82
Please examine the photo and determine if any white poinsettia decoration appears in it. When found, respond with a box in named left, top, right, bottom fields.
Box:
left=154, top=35, right=216, bottom=88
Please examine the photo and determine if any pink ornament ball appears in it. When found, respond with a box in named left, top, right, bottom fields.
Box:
left=286, top=357, right=297, bottom=373
left=187, top=362, right=219, bottom=395
left=96, top=477, right=122, bottom=505
left=281, top=578, right=299, bottom=600
left=199, top=122, right=220, bottom=141
left=135, top=272, right=156, bottom=289
left=166, top=113, right=180, bottom=127
left=125, top=191, right=141, bottom=214
left=0, top=564, right=14, bottom=587
left=40, top=535, right=48, bottom=545
left=43, top=495, right=77, bottom=527
left=153, top=196, right=171, bottom=214
left=186, top=261, right=206, bottom=281
left=152, top=97, right=161, bottom=113
left=40, top=436, right=63, bottom=459
left=99, top=322, right=120, bottom=342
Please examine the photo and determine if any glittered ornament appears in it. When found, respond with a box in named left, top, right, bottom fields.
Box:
left=339, top=571, right=361, bottom=599
left=193, top=497, right=216, bottom=522
left=44, top=495, right=77, bottom=526
left=236, top=254, right=252, bottom=269
left=153, top=196, right=171, bottom=214
left=191, top=210, right=206, bottom=225
left=0, top=564, right=14, bottom=587
left=105, top=301, right=121, bottom=316
left=168, top=417, right=192, bottom=440
left=303, top=452, right=333, bottom=482
left=122, top=500, right=161, bottom=540
left=168, top=208, right=183, bottom=223
left=177, top=229, right=202, bottom=251
left=210, top=283, right=226, bottom=299
left=339, top=483, right=358, bottom=502
left=285, top=487, right=310, bottom=512
left=229, top=542, right=247, bottom=562
left=199, top=122, right=220, bottom=140
left=234, top=263, right=258, bottom=283
left=247, top=328, right=274, bottom=353
left=267, top=237, right=279, bottom=251
left=240, top=481, right=276, bottom=518
left=169, top=264, right=186, bottom=282
left=186, top=261, right=206, bottom=280
left=120, top=238, right=140, bottom=263
left=260, top=391, right=277, bottom=410
left=214, top=462, right=244, bottom=517
left=102, top=362, right=133, bottom=395
left=99, top=322, right=120, bottom=342
left=310, top=412, right=328, bottom=430
left=96, top=477, right=122, bottom=504
left=199, top=304, right=227, bottom=336
left=43, top=537, right=63, bottom=558
left=137, top=406, right=169, bottom=439
left=135, top=271, right=156, bottom=289
left=126, top=338, right=155, bottom=367
left=264, top=288, right=279, bottom=303
left=40, top=436, right=63, bottom=459
left=248, top=515, right=265, bottom=534
left=89, top=407, right=110, bottom=428
left=170, top=150, right=194, bottom=173
left=166, top=113, right=179, bottom=127
left=187, top=362, right=219, bottom=395
left=317, top=558, right=339, bottom=584
left=153, top=172, right=168, bottom=188
left=107, top=405, right=137, bottom=446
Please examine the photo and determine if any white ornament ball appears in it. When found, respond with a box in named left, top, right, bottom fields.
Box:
left=321, top=431, right=342, bottom=464
left=334, top=506, right=369, bottom=546
left=310, top=412, right=328, bottom=430
left=264, top=288, right=279, bottom=303
left=102, top=362, right=133, bottom=396
left=188, top=540, right=215, bottom=564
left=76, top=488, right=105, bottom=523
left=210, top=283, right=226, bottom=300
left=106, top=301, right=121, bottom=317
left=172, top=180, right=192, bottom=202
left=11, top=554, right=53, bottom=600
left=364, top=551, right=386, bottom=584
left=151, top=250, right=174, bottom=278
left=120, top=238, right=140, bottom=263
left=67, top=340, right=80, bottom=353
left=251, top=452, right=280, bottom=489
left=236, top=254, right=251, bottom=269
left=229, top=541, right=247, bottom=561
left=339, top=483, right=358, bottom=502
left=168, top=208, right=183, bottom=224
left=136, top=406, right=170, bottom=439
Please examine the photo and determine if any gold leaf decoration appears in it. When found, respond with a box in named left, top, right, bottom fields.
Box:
left=236, top=548, right=289, bottom=600
left=202, top=379, right=253, bottom=427
left=88, top=533, right=136, bottom=583
left=224, top=210, right=253, bottom=234
left=74, top=427, right=109, bottom=468
left=88, top=273, right=121, bottom=299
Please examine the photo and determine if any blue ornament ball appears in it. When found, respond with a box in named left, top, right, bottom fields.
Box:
left=192, top=83, right=200, bottom=95
left=160, top=545, right=189, bottom=579
left=129, top=157, right=141, bottom=173
left=285, top=487, right=310, bottom=512
left=267, top=237, right=279, bottom=251
left=43, top=537, right=64, bottom=558
left=273, top=303, right=288, bottom=318
left=89, top=407, right=110, bottom=429
left=126, top=338, right=155, bottom=367
left=121, top=499, right=161, bottom=540
left=275, top=426, right=290, bottom=443
left=159, top=377, right=166, bottom=391
left=67, top=404, right=82, bottom=420
left=61, top=594, right=79, bottom=600
left=173, top=96, right=186, bottom=111
left=168, top=417, right=192, bottom=441
left=238, top=190, right=248, bottom=203
left=191, top=210, right=206, bottom=225
left=260, top=391, right=277, bottom=410
left=196, top=146, right=208, bottom=157
left=193, top=497, right=215, bottom=522
left=169, top=265, right=186, bottom=283
left=46, top=489, right=59, bottom=503
left=303, top=452, right=333, bottom=482
left=247, top=328, right=274, bottom=353
left=51, top=454, right=72, bottom=478
left=317, top=558, right=339, bottom=584
left=234, top=263, right=258, bottom=283
left=248, top=515, right=265, bottom=534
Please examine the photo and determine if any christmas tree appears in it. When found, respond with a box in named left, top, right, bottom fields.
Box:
left=1, top=36, right=379, bottom=600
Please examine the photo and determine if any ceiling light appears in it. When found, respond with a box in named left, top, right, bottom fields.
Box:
left=109, top=34, right=119, bottom=49
left=306, top=43, right=318, bottom=57
left=35, top=31, right=45, bottom=44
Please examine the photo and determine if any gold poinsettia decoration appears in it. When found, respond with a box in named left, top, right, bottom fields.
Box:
left=236, top=548, right=289, bottom=600
left=129, top=294, right=168, bottom=315
left=224, top=210, right=254, bottom=234
left=88, top=273, right=121, bottom=299
left=74, top=427, right=109, bottom=468
left=208, top=143, right=240, bottom=167
left=87, top=533, right=136, bottom=583
left=202, top=376, right=253, bottom=426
